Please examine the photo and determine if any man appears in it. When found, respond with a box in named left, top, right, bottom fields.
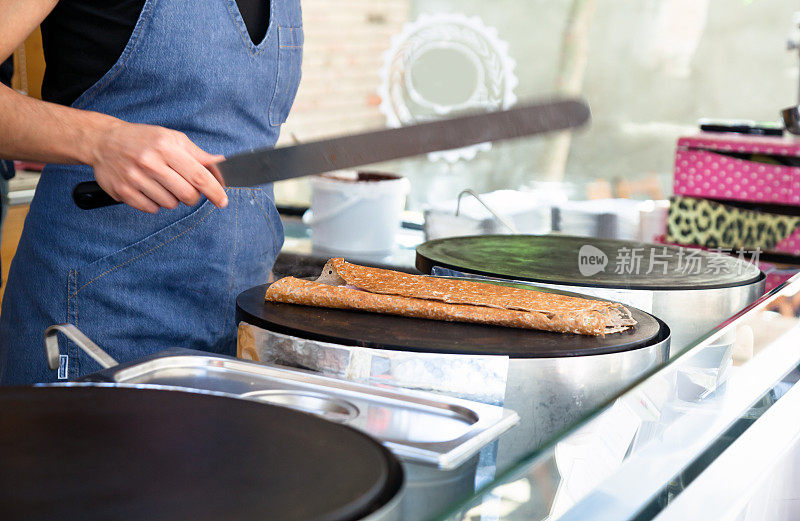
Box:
left=0, top=0, right=302, bottom=383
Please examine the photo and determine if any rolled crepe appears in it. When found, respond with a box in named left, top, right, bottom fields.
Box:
left=265, top=258, right=636, bottom=336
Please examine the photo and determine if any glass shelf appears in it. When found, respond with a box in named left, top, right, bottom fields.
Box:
left=431, top=274, right=800, bottom=521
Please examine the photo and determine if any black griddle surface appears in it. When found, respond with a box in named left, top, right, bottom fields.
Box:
left=0, top=386, right=401, bottom=521
left=238, top=283, right=663, bottom=358
left=416, top=235, right=763, bottom=290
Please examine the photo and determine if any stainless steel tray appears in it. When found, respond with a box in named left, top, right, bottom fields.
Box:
left=85, top=348, right=519, bottom=469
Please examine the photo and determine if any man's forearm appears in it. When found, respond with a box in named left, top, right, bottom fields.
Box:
left=0, top=0, right=227, bottom=213
left=0, top=83, right=118, bottom=165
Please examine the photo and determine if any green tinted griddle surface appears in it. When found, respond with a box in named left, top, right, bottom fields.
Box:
left=416, top=235, right=763, bottom=290
left=0, top=386, right=401, bottom=521
left=237, top=283, right=664, bottom=358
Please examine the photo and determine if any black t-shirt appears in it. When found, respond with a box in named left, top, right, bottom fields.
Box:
left=1, top=57, right=13, bottom=177
left=40, top=0, right=269, bottom=106
left=0, top=56, right=12, bottom=87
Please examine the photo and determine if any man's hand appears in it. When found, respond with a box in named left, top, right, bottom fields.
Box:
left=0, top=0, right=230, bottom=214
left=91, top=122, right=228, bottom=213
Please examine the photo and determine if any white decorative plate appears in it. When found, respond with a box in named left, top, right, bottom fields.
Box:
left=378, top=13, right=518, bottom=162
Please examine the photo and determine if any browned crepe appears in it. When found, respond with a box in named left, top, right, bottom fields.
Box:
left=265, top=258, right=636, bottom=336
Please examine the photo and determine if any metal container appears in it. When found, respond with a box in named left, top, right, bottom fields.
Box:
left=235, top=285, right=671, bottom=471
left=46, top=325, right=518, bottom=521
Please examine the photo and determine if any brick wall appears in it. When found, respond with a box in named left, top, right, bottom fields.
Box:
left=274, top=0, right=409, bottom=205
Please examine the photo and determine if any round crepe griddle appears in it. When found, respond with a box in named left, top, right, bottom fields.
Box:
left=0, top=385, right=402, bottom=521
left=416, top=235, right=763, bottom=290
left=237, top=284, right=664, bottom=358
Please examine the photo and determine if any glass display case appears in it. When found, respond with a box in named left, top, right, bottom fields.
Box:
left=428, top=274, right=800, bottom=521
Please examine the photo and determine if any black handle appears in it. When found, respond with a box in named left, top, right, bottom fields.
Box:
left=72, top=181, right=121, bottom=210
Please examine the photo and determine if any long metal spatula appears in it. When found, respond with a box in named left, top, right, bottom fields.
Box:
left=72, top=97, right=590, bottom=209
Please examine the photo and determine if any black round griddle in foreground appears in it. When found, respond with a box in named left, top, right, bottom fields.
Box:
left=0, top=386, right=402, bottom=521
left=416, top=235, right=763, bottom=290
left=237, top=284, right=664, bottom=358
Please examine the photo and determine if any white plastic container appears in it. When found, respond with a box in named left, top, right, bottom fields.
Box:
left=303, top=171, right=410, bottom=254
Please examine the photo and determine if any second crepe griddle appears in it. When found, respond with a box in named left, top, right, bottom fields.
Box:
left=237, top=283, right=664, bottom=358
left=416, top=235, right=763, bottom=290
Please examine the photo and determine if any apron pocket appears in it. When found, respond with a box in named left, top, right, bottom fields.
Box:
left=269, top=25, right=304, bottom=126
left=75, top=200, right=219, bottom=286
left=67, top=199, right=230, bottom=377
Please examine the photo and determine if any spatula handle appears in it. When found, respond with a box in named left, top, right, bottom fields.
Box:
left=72, top=181, right=120, bottom=210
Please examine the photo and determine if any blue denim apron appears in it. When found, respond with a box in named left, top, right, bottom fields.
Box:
left=0, top=0, right=303, bottom=384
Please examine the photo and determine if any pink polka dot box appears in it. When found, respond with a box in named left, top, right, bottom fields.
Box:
left=673, top=133, right=800, bottom=206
